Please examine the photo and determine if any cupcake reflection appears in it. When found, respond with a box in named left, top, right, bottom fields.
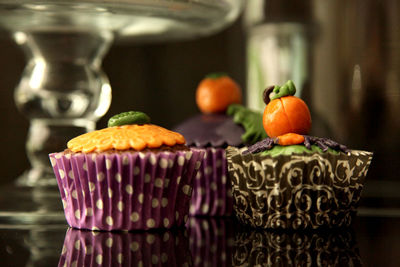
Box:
left=188, top=217, right=236, bottom=267
left=233, top=229, right=362, bottom=267
left=59, top=228, right=192, bottom=267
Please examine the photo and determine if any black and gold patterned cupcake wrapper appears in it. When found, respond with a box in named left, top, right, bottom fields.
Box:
left=226, top=147, right=373, bottom=229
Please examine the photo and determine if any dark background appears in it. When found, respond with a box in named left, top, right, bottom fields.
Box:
left=0, top=0, right=399, bottom=194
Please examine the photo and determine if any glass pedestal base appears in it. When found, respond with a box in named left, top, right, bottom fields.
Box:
left=0, top=183, right=65, bottom=225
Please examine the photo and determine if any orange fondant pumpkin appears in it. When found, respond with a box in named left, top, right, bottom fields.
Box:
left=263, top=96, right=311, bottom=137
left=196, top=75, right=242, bottom=114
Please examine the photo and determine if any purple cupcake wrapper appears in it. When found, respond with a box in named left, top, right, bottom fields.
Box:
left=58, top=228, right=192, bottom=267
left=49, top=148, right=204, bottom=231
left=190, top=148, right=233, bottom=216
left=226, top=147, right=373, bottom=229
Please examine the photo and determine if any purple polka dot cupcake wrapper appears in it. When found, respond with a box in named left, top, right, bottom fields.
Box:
left=190, top=148, right=233, bottom=216
left=49, top=148, right=205, bottom=231
left=58, top=228, right=192, bottom=267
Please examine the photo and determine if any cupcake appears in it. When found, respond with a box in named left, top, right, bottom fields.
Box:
left=59, top=228, right=192, bottom=266
left=175, top=73, right=266, bottom=216
left=226, top=80, right=373, bottom=229
left=49, top=111, right=204, bottom=231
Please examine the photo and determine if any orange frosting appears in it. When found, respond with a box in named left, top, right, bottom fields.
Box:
left=67, top=124, right=186, bottom=153
left=277, top=133, right=305, bottom=146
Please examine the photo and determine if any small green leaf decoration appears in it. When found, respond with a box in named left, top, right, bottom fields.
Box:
left=227, top=104, right=268, bottom=144
left=108, top=111, right=151, bottom=127
left=269, top=80, right=296, bottom=101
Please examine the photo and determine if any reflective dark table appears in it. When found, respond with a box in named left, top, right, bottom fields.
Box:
left=1, top=214, right=399, bottom=267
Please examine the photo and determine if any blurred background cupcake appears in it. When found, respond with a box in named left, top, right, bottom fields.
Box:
left=174, top=74, right=266, bottom=216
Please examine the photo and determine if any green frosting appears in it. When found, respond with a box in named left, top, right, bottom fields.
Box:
left=108, top=111, right=151, bottom=127
left=269, top=80, right=296, bottom=101
left=205, top=72, right=228, bottom=79
left=258, top=144, right=340, bottom=157
left=227, top=104, right=268, bottom=145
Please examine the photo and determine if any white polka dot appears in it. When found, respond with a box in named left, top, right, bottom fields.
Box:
left=164, top=179, right=170, bottom=188
left=161, top=253, right=168, bottom=263
left=138, top=261, right=143, bottom=267
left=61, top=245, right=67, bottom=254
left=115, top=173, right=121, bottom=183
left=161, top=198, right=168, bottom=207
left=92, top=227, right=99, bottom=232
left=210, top=182, right=217, bottom=191
left=62, top=199, right=67, bottom=209
left=176, top=176, right=181, bottom=184
left=149, top=155, right=157, bottom=165
left=71, top=190, right=78, bottom=199
left=96, top=200, right=103, bottom=209
left=202, top=204, right=209, bottom=213
left=159, top=158, right=168, bottom=169
left=168, top=159, right=174, bottom=168
left=152, top=255, right=159, bottom=264
left=155, top=178, right=163, bottom=188
left=177, top=156, right=185, bottom=166
left=97, top=172, right=105, bottom=181
left=85, top=208, right=93, bottom=216
left=138, top=194, right=144, bottom=204
left=125, top=185, right=133, bottom=194
left=133, top=167, right=140, bottom=175
left=202, top=220, right=209, bottom=230
left=96, top=254, right=103, bottom=265
left=195, top=161, right=201, bottom=170
left=108, top=188, right=113, bottom=198
left=68, top=170, right=74, bottom=179
left=205, top=166, right=212, bottom=175
left=85, top=245, right=93, bottom=255
left=59, top=169, right=65, bottom=179
left=118, top=201, right=124, bottom=212
left=163, top=232, right=170, bottom=242
left=83, top=162, right=88, bottom=171
left=147, top=218, right=155, bottom=228
left=227, top=189, right=232, bottom=197
left=152, top=198, right=159, bottom=208
left=106, top=237, right=113, bottom=247
left=130, top=212, right=140, bottom=222
left=184, top=215, right=188, bottom=223
left=175, top=211, right=179, bottom=220
left=144, top=174, right=151, bottom=183
left=106, top=159, right=112, bottom=170
left=147, top=234, right=155, bottom=244
left=130, top=241, right=139, bottom=252
left=185, top=151, right=193, bottom=160
left=91, top=154, right=96, bottom=162
left=117, top=253, right=123, bottom=264
left=216, top=159, right=222, bottom=167
left=221, top=175, right=227, bottom=184
left=221, top=252, right=226, bottom=261
left=163, top=218, right=170, bottom=227
left=89, top=182, right=95, bottom=192
left=138, top=152, right=146, bottom=159
left=50, top=157, right=57, bottom=167
left=75, top=210, right=81, bottom=219
left=74, top=240, right=80, bottom=250
left=122, top=156, right=129, bottom=165
left=72, top=261, right=77, bottom=267
left=82, top=191, right=85, bottom=197
left=55, top=153, right=62, bottom=159
left=196, top=172, right=202, bottom=179
left=182, top=185, right=192, bottom=195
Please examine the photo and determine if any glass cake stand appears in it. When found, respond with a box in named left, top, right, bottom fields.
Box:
left=0, top=0, right=243, bottom=224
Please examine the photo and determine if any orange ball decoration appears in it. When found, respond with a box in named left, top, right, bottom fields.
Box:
left=196, top=74, right=242, bottom=114
left=263, top=95, right=311, bottom=138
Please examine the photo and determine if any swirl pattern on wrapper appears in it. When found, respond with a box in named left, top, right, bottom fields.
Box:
left=49, top=149, right=204, bottom=231
left=233, top=229, right=362, bottom=266
left=58, top=228, right=192, bottom=266
left=190, top=148, right=233, bottom=216
left=226, top=147, right=373, bottom=229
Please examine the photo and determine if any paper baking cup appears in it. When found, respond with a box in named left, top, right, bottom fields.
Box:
left=233, top=229, right=361, bottom=266
left=187, top=217, right=235, bottom=266
left=49, top=148, right=204, bottom=231
left=226, top=147, right=373, bottom=229
left=190, top=148, right=233, bottom=216
left=58, top=228, right=192, bottom=267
